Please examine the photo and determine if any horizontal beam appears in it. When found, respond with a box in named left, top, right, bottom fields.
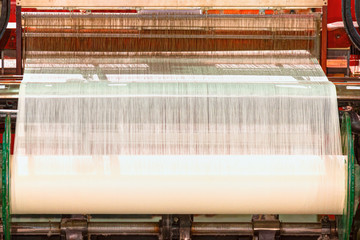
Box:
left=21, top=13, right=319, bottom=31
left=0, top=221, right=331, bottom=236
left=17, top=0, right=326, bottom=8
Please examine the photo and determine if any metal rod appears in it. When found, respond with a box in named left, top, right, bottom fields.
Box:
left=23, top=32, right=316, bottom=40
left=191, top=223, right=253, bottom=236
left=88, top=222, right=159, bottom=235
left=21, top=12, right=320, bottom=20
left=280, top=223, right=324, bottom=236
left=191, top=222, right=326, bottom=236
left=337, top=96, right=360, bottom=100
left=24, top=50, right=313, bottom=57
left=0, top=109, right=18, bottom=114
left=11, top=222, right=61, bottom=236
left=0, top=95, right=355, bottom=101
left=0, top=222, right=330, bottom=236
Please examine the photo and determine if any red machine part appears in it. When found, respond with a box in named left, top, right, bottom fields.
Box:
left=0, top=0, right=17, bottom=50
left=0, top=0, right=354, bottom=73
left=327, top=0, right=357, bottom=48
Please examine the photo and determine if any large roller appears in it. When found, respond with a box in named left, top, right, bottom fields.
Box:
left=9, top=51, right=352, bottom=221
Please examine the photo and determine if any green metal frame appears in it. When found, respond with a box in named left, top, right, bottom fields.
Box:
left=2, top=114, right=11, bottom=240
left=338, top=112, right=356, bottom=240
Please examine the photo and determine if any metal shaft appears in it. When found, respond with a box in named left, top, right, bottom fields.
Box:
left=0, top=222, right=331, bottom=236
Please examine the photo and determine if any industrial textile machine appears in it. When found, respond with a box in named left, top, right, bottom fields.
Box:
left=0, top=0, right=358, bottom=240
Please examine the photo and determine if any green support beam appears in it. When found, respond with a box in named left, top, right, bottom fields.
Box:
left=2, top=114, right=11, bottom=240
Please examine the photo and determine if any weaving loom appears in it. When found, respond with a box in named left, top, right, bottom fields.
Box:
left=0, top=0, right=358, bottom=240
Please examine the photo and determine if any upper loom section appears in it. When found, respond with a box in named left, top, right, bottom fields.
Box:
left=16, top=0, right=327, bottom=8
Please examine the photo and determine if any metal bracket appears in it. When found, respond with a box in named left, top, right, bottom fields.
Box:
left=61, top=217, right=87, bottom=240
left=159, top=215, right=192, bottom=240
left=178, top=215, right=192, bottom=240
left=159, top=215, right=173, bottom=240
left=252, top=215, right=280, bottom=240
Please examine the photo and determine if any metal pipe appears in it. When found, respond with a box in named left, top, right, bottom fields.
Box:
left=0, top=109, right=18, bottom=114
left=23, top=33, right=316, bottom=40
left=21, top=12, right=318, bottom=20
left=280, top=223, right=323, bottom=236
left=24, top=50, right=312, bottom=57
left=191, top=222, right=326, bottom=237
left=10, top=222, right=61, bottom=236
left=6, top=222, right=159, bottom=236
left=88, top=222, right=159, bottom=235
left=0, top=222, right=330, bottom=236
left=0, top=87, right=356, bottom=102
left=191, top=223, right=253, bottom=236
left=337, top=96, right=360, bottom=101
